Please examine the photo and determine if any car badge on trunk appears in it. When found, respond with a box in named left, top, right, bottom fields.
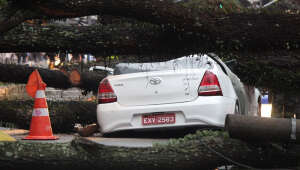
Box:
left=149, top=77, right=162, bottom=85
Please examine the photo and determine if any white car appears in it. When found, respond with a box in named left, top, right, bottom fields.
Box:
left=96, top=54, right=261, bottom=134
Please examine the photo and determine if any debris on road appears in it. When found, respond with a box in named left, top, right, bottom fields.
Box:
left=0, top=130, right=16, bottom=141
left=75, top=123, right=99, bottom=137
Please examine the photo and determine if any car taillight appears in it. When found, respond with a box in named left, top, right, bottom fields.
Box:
left=98, top=78, right=117, bottom=104
left=198, top=71, right=223, bottom=96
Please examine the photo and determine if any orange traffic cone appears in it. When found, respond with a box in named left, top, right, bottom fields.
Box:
left=23, top=70, right=58, bottom=140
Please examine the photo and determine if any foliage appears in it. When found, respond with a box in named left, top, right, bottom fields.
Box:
left=0, top=120, right=16, bottom=129
left=154, top=129, right=229, bottom=148
left=234, top=61, right=300, bottom=94
left=0, top=0, right=7, bottom=9
left=0, top=82, right=8, bottom=86
left=181, top=0, right=243, bottom=13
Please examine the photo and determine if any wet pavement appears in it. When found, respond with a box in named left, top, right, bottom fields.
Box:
left=1, top=128, right=170, bottom=147
left=85, top=136, right=169, bottom=148
left=0, top=126, right=213, bottom=147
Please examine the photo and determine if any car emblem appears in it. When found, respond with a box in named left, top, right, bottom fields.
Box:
left=149, top=77, right=162, bottom=85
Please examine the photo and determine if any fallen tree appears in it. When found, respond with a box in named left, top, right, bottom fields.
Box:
left=0, top=1, right=37, bottom=33
left=225, top=114, right=299, bottom=144
left=0, top=63, right=71, bottom=89
left=0, top=100, right=97, bottom=133
left=0, top=130, right=298, bottom=170
left=0, top=63, right=105, bottom=93
left=0, top=24, right=197, bottom=57
left=1, top=0, right=300, bottom=94
left=1, top=0, right=300, bottom=56
left=231, top=57, right=300, bottom=93
left=0, top=1, right=299, bottom=169
left=3, top=51, right=300, bottom=95
left=3, top=23, right=300, bottom=64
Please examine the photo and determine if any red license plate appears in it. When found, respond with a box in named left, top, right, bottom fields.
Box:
left=142, top=113, right=176, bottom=125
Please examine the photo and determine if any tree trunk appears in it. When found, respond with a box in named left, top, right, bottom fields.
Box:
left=2, top=53, right=300, bottom=95
left=0, top=1, right=37, bottom=33
left=2, top=0, right=243, bottom=33
left=76, top=71, right=105, bottom=94
left=0, top=63, right=71, bottom=89
left=0, top=131, right=298, bottom=170
left=225, top=114, right=300, bottom=144
left=1, top=0, right=300, bottom=55
left=0, top=100, right=97, bottom=133
left=0, top=24, right=194, bottom=57
left=0, top=63, right=106, bottom=93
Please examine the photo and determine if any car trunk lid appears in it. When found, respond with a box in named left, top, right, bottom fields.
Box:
left=109, top=70, right=205, bottom=106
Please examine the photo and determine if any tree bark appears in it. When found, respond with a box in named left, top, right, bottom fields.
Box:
left=2, top=23, right=300, bottom=65
left=0, top=24, right=188, bottom=56
left=1, top=0, right=241, bottom=33
left=0, top=63, right=71, bottom=89
left=8, top=0, right=300, bottom=33
left=0, top=1, right=37, bottom=34
left=225, top=114, right=300, bottom=144
left=2, top=53, right=300, bottom=95
left=77, top=71, right=105, bottom=94
left=1, top=0, right=300, bottom=55
left=0, top=100, right=97, bottom=133
left=0, top=131, right=298, bottom=170
left=0, top=63, right=106, bottom=93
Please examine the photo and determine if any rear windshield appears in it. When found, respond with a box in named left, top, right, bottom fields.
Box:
left=113, top=55, right=212, bottom=75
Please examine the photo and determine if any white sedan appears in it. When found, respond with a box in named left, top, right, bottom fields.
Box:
left=96, top=54, right=261, bottom=134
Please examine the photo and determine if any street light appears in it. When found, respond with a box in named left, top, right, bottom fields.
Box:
left=261, top=94, right=272, bottom=118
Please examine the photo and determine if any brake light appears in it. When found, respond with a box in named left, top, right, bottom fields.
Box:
left=198, top=71, right=223, bottom=96
left=98, top=78, right=117, bottom=104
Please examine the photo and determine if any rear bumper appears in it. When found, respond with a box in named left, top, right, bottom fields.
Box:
left=97, top=96, right=236, bottom=134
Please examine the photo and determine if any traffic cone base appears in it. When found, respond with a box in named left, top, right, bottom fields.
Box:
left=23, top=135, right=58, bottom=140
left=23, top=116, right=58, bottom=140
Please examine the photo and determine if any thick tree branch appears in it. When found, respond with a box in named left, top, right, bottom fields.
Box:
left=0, top=63, right=72, bottom=89
left=25, top=0, right=300, bottom=54
left=1, top=0, right=228, bottom=33
left=227, top=52, right=300, bottom=93
left=0, top=1, right=37, bottom=33
left=24, top=0, right=300, bottom=32
left=2, top=22, right=300, bottom=93
left=1, top=0, right=300, bottom=54
left=0, top=63, right=106, bottom=93
left=1, top=0, right=300, bottom=93
left=3, top=21, right=300, bottom=57
left=0, top=24, right=198, bottom=57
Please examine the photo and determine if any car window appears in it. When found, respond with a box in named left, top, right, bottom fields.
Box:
left=89, top=66, right=114, bottom=75
left=113, top=55, right=211, bottom=75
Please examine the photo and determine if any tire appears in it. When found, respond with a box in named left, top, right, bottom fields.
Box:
left=234, top=100, right=241, bottom=115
